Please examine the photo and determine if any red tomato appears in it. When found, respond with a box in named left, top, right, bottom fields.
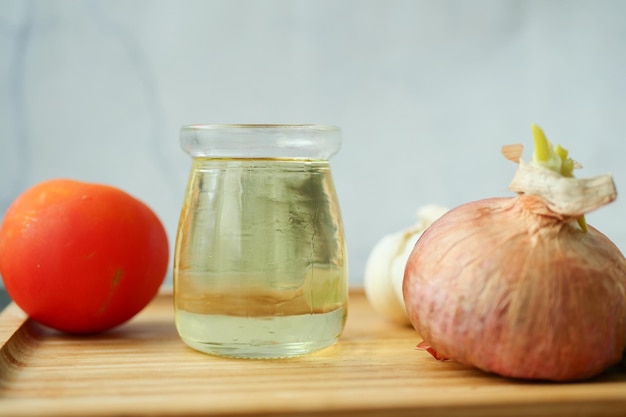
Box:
left=0, top=179, right=169, bottom=334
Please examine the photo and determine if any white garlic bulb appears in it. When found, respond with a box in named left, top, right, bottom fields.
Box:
left=364, top=205, right=448, bottom=325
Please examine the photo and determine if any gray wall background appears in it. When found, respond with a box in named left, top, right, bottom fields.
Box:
left=2, top=0, right=626, bottom=287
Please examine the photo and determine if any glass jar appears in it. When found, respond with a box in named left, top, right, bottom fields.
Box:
left=173, top=124, right=348, bottom=359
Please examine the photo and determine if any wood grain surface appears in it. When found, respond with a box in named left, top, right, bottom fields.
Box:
left=2, top=288, right=626, bottom=417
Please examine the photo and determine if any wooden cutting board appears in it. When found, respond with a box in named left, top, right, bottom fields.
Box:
left=2, top=288, right=626, bottom=417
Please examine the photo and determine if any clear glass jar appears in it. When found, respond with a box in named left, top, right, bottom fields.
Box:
left=174, top=124, right=348, bottom=358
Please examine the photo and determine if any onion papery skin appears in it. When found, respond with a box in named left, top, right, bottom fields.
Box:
left=403, top=195, right=626, bottom=381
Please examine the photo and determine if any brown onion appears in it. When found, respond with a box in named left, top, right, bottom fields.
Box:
left=403, top=128, right=626, bottom=381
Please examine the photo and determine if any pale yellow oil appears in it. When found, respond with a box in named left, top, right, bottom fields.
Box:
left=174, top=158, right=348, bottom=358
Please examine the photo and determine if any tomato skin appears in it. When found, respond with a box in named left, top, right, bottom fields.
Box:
left=0, top=179, right=169, bottom=334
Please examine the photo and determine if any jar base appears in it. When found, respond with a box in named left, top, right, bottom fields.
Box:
left=175, top=308, right=346, bottom=359
left=180, top=338, right=339, bottom=359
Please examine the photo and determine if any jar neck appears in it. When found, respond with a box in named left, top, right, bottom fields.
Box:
left=180, top=124, right=341, bottom=160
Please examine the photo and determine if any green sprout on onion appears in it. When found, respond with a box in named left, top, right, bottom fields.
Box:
left=531, top=124, right=588, bottom=232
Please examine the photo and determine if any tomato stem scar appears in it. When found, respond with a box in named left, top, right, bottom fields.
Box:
left=98, top=269, right=123, bottom=315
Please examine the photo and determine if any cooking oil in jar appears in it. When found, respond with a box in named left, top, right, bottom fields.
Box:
left=174, top=157, right=348, bottom=358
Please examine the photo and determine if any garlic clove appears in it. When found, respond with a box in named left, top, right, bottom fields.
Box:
left=364, top=205, right=448, bottom=325
left=364, top=231, right=411, bottom=325
left=390, top=232, right=421, bottom=312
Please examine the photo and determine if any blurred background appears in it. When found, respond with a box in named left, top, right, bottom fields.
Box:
left=1, top=0, right=626, bottom=300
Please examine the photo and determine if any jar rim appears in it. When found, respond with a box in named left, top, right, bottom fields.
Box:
left=179, top=124, right=342, bottom=160
left=181, top=124, right=339, bottom=131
